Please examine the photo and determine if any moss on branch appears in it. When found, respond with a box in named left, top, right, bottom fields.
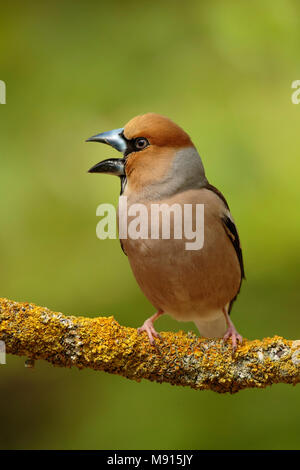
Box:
left=0, top=297, right=300, bottom=393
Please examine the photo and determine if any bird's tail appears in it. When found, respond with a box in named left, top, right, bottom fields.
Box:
left=194, top=315, right=227, bottom=338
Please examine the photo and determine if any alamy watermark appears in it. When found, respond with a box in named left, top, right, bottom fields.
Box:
left=0, top=80, right=6, bottom=104
left=0, top=340, right=6, bottom=364
left=291, top=80, right=300, bottom=104
left=96, top=196, right=204, bottom=250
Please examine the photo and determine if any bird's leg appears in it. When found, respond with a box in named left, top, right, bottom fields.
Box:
left=137, top=310, right=163, bottom=345
left=222, top=307, right=243, bottom=352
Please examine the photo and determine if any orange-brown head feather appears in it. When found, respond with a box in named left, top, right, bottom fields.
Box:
left=123, top=113, right=195, bottom=194
left=124, top=113, right=193, bottom=148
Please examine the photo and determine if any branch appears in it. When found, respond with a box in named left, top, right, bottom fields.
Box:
left=0, top=297, right=300, bottom=393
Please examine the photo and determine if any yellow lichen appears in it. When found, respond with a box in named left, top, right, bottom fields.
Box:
left=0, top=297, right=300, bottom=393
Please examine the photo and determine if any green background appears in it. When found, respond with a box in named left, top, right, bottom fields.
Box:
left=1, top=0, right=300, bottom=450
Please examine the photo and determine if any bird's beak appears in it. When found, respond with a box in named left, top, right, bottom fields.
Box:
left=86, top=127, right=126, bottom=153
left=86, top=127, right=127, bottom=176
left=88, top=158, right=125, bottom=176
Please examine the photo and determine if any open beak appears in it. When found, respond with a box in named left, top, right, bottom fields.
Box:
left=86, top=127, right=126, bottom=151
left=88, top=158, right=125, bottom=176
left=86, top=127, right=126, bottom=176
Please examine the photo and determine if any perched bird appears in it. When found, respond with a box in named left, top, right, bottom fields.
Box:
left=87, top=113, right=245, bottom=350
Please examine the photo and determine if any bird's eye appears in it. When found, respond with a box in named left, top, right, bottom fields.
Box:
left=134, top=137, right=149, bottom=150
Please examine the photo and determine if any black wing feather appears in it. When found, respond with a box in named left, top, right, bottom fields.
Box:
left=222, top=215, right=245, bottom=280
left=205, top=183, right=245, bottom=313
left=222, top=214, right=245, bottom=313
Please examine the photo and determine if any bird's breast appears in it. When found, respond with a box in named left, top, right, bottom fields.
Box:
left=118, top=189, right=241, bottom=321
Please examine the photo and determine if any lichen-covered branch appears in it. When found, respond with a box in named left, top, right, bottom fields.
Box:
left=1, top=297, right=300, bottom=393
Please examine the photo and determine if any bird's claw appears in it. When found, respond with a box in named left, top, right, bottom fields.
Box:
left=223, top=325, right=243, bottom=352
left=138, top=319, right=162, bottom=345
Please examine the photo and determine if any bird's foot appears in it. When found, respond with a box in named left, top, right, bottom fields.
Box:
left=223, top=324, right=243, bottom=352
left=138, top=318, right=162, bottom=345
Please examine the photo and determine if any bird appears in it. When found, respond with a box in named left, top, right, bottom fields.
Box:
left=87, top=113, right=245, bottom=350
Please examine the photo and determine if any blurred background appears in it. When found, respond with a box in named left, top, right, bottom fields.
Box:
left=0, top=0, right=300, bottom=450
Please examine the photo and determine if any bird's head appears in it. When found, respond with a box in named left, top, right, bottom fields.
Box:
left=87, top=113, right=207, bottom=196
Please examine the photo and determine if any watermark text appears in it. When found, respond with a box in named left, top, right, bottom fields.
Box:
left=96, top=196, right=204, bottom=251
left=0, top=80, right=6, bottom=104
left=291, top=80, right=300, bottom=104
left=0, top=340, right=6, bottom=364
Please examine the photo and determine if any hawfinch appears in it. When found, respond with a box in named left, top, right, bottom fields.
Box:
left=87, top=113, right=245, bottom=350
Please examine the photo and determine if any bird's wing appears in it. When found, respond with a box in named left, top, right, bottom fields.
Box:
left=205, top=183, right=244, bottom=276
left=221, top=214, right=245, bottom=280
left=205, top=183, right=230, bottom=209
left=120, top=239, right=127, bottom=256
left=205, top=183, right=245, bottom=312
